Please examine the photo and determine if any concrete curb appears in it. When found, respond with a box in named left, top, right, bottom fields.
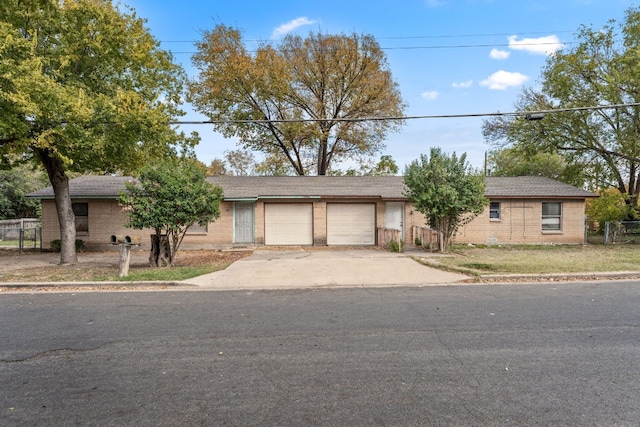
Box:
left=2, top=272, right=640, bottom=291
left=478, top=272, right=640, bottom=282
left=0, top=281, right=193, bottom=290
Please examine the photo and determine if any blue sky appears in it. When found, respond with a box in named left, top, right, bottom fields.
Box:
left=126, top=0, right=634, bottom=172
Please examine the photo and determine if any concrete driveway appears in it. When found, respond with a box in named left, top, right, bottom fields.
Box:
left=182, top=248, right=470, bottom=290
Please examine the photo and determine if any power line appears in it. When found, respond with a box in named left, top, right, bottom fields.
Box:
left=167, top=41, right=570, bottom=55
left=378, top=30, right=574, bottom=40
left=159, top=31, right=573, bottom=54
left=159, top=30, right=574, bottom=44
left=169, top=103, right=640, bottom=125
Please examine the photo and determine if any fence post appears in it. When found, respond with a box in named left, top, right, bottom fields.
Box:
left=118, top=244, right=132, bottom=277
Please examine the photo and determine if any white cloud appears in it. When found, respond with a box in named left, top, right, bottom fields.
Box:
left=490, top=48, right=510, bottom=60
left=508, top=35, right=564, bottom=56
left=452, top=80, right=473, bottom=89
left=421, top=90, right=439, bottom=100
left=271, top=17, right=317, bottom=39
left=480, top=70, right=528, bottom=90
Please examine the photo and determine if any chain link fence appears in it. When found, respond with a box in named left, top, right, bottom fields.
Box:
left=603, top=221, right=640, bottom=244
left=0, top=219, right=41, bottom=251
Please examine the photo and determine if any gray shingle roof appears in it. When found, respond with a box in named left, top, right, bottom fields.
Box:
left=484, top=176, right=597, bottom=198
left=28, top=175, right=134, bottom=199
left=206, top=176, right=406, bottom=199
left=27, top=175, right=597, bottom=200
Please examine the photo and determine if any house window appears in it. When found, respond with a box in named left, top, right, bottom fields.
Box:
left=542, top=202, right=562, bottom=231
left=72, top=202, right=89, bottom=234
left=187, top=223, right=208, bottom=234
left=489, top=202, right=501, bottom=219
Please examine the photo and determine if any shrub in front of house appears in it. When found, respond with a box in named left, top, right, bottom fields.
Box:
left=50, top=239, right=85, bottom=253
left=388, top=239, right=404, bottom=253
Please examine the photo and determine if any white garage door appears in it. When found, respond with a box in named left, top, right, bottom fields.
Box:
left=327, top=203, right=376, bottom=245
left=265, top=203, right=313, bottom=245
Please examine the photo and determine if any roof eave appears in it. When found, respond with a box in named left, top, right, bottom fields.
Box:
left=486, top=195, right=597, bottom=199
left=27, top=195, right=119, bottom=200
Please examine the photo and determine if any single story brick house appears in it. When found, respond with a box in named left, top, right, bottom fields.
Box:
left=456, top=176, right=597, bottom=245
left=28, top=175, right=596, bottom=250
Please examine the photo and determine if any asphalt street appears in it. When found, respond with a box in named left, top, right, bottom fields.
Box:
left=2, top=281, right=640, bottom=426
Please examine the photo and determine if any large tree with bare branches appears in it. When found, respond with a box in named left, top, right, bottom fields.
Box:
left=188, top=26, right=406, bottom=175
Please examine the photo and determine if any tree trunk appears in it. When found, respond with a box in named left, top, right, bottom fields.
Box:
left=149, top=234, right=171, bottom=267
left=317, top=133, right=329, bottom=175
left=37, top=149, right=77, bottom=265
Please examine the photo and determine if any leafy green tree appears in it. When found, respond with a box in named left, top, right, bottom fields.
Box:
left=487, top=148, right=584, bottom=187
left=586, top=188, right=634, bottom=230
left=404, top=148, right=488, bottom=251
left=119, top=160, right=223, bottom=267
left=0, top=165, right=47, bottom=219
left=0, top=0, right=191, bottom=264
left=189, top=26, right=406, bottom=175
left=482, top=7, right=640, bottom=211
left=370, top=155, right=400, bottom=176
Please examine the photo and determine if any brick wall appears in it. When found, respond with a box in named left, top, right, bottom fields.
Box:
left=313, top=201, right=327, bottom=246
left=455, top=199, right=586, bottom=244
left=39, top=197, right=588, bottom=250
left=41, top=200, right=58, bottom=249
left=254, top=202, right=265, bottom=245
left=404, top=205, right=427, bottom=243
left=41, top=199, right=236, bottom=250
left=41, top=199, right=133, bottom=250
left=182, top=201, right=234, bottom=247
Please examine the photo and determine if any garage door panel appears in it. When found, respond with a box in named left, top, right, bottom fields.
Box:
left=327, top=204, right=375, bottom=245
left=265, top=204, right=313, bottom=245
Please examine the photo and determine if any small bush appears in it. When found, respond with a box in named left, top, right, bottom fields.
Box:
left=388, top=239, right=404, bottom=253
left=50, top=239, right=85, bottom=253
left=414, top=237, right=422, bottom=246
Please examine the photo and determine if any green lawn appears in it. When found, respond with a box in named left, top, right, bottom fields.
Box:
left=0, top=240, right=40, bottom=249
left=421, top=243, right=640, bottom=275
left=93, top=266, right=219, bottom=282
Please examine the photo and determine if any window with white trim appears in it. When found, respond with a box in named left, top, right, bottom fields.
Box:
left=542, top=202, right=562, bottom=231
left=489, top=201, right=501, bottom=219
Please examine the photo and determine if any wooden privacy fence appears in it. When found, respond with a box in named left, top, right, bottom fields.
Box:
left=377, top=227, right=402, bottom=248
left=377, top=226, right=443, bottom=251
left=412, top=225, right=443, bottom=251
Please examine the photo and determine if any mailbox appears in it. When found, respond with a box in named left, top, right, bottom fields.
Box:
left=110, top=235, right=139, bottom=245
